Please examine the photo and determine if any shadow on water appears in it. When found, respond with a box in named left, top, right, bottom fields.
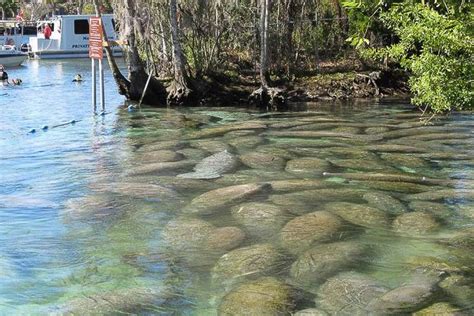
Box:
left=1, top=60, right=474, bottom=314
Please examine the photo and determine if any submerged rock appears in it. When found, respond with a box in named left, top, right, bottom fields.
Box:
left=240, top=152, right=286, bottom=170
left=231, top=202, right=289, bottom=239
left=315, top=272, right=388, bottom=315
left=392, top=212, right=439, bottom=234
left=90, top=182, right=178, bottom=200
left=134, top=149, right=184, bottom=163
left=218, top=277, right=297, bottom=316
left=212, top=244, right=283, bottom=284
left=324, top=202, right=390, bottom=228
left=286, top=158, right=329, bottom=177
left=184, top=183, right=271, bottom=215
left=190, top=140, right=233, bottom=153
left=280, top=211, right=344, bottom=255
left=290, top=241, right=367, bottom=287
left=405, top=189, right=474, bottom=202
left=177, top=150, right=238, bottom=179
left=127, top=160, right=195, bottom=176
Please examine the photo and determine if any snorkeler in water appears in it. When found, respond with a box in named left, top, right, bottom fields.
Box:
left=72, top=74, right=83, bottom=82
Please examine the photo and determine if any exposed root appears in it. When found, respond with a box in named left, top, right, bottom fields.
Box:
left=249, top=86, right=287, bottom=111
left=167, top=80, right=194, bottom=106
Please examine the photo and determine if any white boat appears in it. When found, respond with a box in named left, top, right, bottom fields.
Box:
left=0, top=45, right=28, bottom=67
left=0, top=20, right=37, bottom=51
left=28, top=14, right=121, bottom=59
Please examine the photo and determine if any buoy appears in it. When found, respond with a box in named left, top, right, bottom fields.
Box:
left=42, top=125, right=48, bottom=130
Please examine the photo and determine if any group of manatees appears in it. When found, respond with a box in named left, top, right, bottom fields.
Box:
left=57, top=107, right=473, bottom=315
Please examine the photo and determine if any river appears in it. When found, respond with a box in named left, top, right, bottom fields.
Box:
left=0, top=59, right=473, bottom=315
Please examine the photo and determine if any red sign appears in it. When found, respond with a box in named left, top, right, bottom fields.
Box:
left=89, top=17, right=103, bottom=59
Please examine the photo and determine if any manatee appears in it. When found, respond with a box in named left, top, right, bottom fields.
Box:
left=363, top=191, right=407, bottom=215
left=290, top=242, right=367, bottom=287
left=183, top=183, right=271, bottom=215
left=218, top=277, right=297, bottom=316
left=177, top=150, right=238, bottom=179
left=280, top=211, right=344, bottom=255
left=316, top=272, right=389, bottom=315
left=392, top=212, right=440, bottom=234
left=231, top=202, right=289, bottom=239
left=212, top=244, right=283, bottom=284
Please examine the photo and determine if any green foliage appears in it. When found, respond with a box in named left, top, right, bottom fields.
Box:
left=352, top=1, right=473, bottom=112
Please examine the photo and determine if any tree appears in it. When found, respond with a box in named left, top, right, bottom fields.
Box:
left=167, top=0, right=194, bottom=106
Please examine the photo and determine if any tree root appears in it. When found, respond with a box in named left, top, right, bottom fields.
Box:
left=249, top=86, right=287, bottom=111
left=166, top=80, right=195, bottom=106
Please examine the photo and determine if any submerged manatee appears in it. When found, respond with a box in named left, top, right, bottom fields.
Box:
left=177, top=150, right=238, bottom=179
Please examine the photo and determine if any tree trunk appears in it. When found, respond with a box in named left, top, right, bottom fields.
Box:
left=250, top=0, right=286, bottom=111
left=167, top=0, right=194, bottom=106
left=94, top=0, right=166, bottom=105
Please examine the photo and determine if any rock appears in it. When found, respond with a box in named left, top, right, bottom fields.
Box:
left=294, top=308, right=328, bottom=316
left=324, top=202, right=390, bottom=228
left=62, top=195, right=121, bottom=220
left=409, top=201, right=452, bottom=219
left=393, top=212, right=439, bottom=234
left=51, top=287, right=171, bottom=315
left=331, top=126, right=361, bottom=134
left=212, top=244, right=283, bottom=284
left=218, top=277, right=297, bottom=316
left=255, top=145, right=295, bottom=159
left=405, top=256, right=469, bottom=274
left=413, top=302, right=464, bottom=316
left=290, top=242, right=367, bottom=287
left=177, top=150, right=238, bottom=179
left=162, top=218, right=245, bottom=267
left=137, top=140, right=185, bottom=152
left=316, top=272, right=388, bottom=315
left=280, top=211, right=344, bottom=255
left=363, top=191, right=407, bottom=215
left=231, top=202, right=289, bottom=239
left=240, top=152, right=286, bottom=170
left=286, top=158, right=330, bottom=177
left=224, top=130, right=257, bottom=138
left=135, top=176, right=218, bottom=193
left=354, top=180, right=433, bottom=193
left=184, top=183, right=271, bottom=215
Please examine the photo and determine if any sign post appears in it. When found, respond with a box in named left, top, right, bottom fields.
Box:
left=89, top=16, right=104, bottom=114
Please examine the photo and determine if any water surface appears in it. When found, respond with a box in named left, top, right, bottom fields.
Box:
left=1, top=60, right=473, bottom=315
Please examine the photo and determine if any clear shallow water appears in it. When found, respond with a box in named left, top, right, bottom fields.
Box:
left=1, top=61, right=473, bottom=315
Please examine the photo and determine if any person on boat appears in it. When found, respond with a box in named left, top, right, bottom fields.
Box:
left=0, top=65, right=9, bottom=85
left=72, top=74, right=83, bottom=82
left=44, top=23, right=52, bottom=40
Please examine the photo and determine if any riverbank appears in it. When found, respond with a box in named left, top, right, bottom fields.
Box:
left=189, top=57, right=411, bottom=107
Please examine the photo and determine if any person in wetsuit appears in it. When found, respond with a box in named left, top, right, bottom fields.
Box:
left=0, top=65, right=9, bottom=85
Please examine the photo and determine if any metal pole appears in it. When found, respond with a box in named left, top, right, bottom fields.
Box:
left=99, top=58, right=105, bottom=112
left=92, top=58, right=96, bottom=113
